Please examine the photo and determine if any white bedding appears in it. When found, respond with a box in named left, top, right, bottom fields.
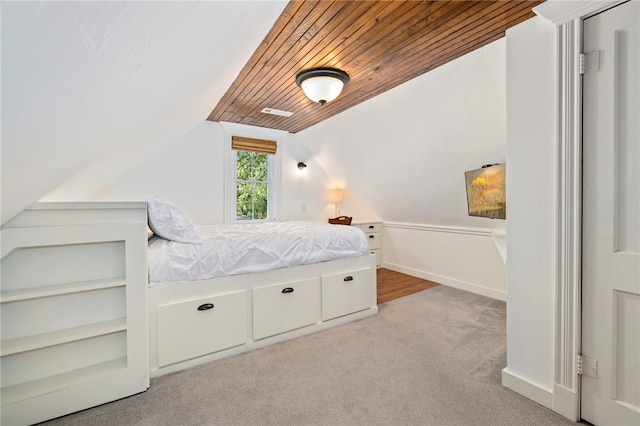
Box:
left=148, top=221, right=370, bottom=284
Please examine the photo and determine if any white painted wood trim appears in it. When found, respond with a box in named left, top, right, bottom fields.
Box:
left=383, top=262, right=506, bottom=301
left=18, top=201, right=147, bottom=211
left=219, top=121, right=288, bottom=223
left=554, top=18, right=582, bottom=422
left=534, top=1, right=626, bottom=26
left=553, top=383, right=580, bottom=420
left=502, top=368, right=554, bottom=409
left=1, top=201, right=148, bottom=229
left=383, top=221, right=497, bottom=236
left=548, top=3, right=627, bottom=420
left=382, top=222, right=506, bottom=300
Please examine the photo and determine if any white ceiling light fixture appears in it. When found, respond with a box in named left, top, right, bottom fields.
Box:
left=295, top=68, right=350, bottom=105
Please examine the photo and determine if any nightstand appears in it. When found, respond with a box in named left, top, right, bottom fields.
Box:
left=352, top=221, right=382, bottom=267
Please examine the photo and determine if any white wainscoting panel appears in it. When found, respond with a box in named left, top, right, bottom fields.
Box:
left=382, top=222, right=506, bottom=301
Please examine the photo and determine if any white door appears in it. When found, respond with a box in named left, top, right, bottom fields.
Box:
left=582, top=1, right=640, bottom=425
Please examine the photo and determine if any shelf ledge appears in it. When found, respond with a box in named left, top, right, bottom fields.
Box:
left=0, top=276, right=125, bottom=303
left=1, top=318, right=126, bottom=357
left=492, top=230, right=507, bottom=264
left=0, top=357, right=127, bottom=406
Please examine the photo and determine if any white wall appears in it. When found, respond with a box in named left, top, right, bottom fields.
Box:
left=0, top=1, right=287, bottom=225
left=86, top=121, right=227, bottom=225
left=74, top=120, right=291, bottom=226
left=281, top=39, right=508, bottom=300
left=283, top=39, right=508, bottom=229
left=0, top=0, right=583, bottom=414
left=42, top=37, right=509, bottom=232
left=42, top=36, right=509, bottom=301
left=43, top=36, right=510, bottom=301
left=502, top=15, right=557, bottom=408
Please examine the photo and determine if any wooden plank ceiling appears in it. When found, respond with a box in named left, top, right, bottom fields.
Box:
left=207, top=0, right=543, bottom=134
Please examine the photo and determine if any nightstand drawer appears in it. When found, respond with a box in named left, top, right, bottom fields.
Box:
left=365, top=233, right=381, bottom=250
left=355, top=223, right=381, bottom=233
left=353, top=222, right=383, bottom=268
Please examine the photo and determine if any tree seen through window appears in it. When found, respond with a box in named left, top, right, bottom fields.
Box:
left=236, top=151, right=269, bottom=220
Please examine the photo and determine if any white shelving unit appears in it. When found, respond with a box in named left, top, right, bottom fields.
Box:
left=0, top=202, right=149, bottom=425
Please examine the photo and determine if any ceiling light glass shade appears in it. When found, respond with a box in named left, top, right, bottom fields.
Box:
left=296, top=68, right=350, bottom=105
left=300, top=76, right=344, bottom=104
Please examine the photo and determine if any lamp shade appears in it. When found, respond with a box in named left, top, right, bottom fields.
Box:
left=296, top=68, right=350, bottom=105
left=328, top=189, right=344, bottom=204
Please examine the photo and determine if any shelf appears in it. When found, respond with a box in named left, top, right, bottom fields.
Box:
left=0, top=276, right=126, bottom=303
left=1, top=318, right=126, bottom=357
left=491, top=231, right=507, bottom=264
left=0, top=357, right=127, bottom=406
left=0, top=203, right=149, bottom=424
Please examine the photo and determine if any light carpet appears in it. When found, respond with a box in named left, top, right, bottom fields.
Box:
left=42, top=285, right=577, bottom=425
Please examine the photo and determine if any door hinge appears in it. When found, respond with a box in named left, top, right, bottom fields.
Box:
left=580, top=51, right=601, bottom=75
left=577, top=353, right=598, bottom=378
left=577, top=353, right=583, bottom=375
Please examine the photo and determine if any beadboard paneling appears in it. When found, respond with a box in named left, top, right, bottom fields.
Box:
left=382, top=222, right=506, bottom=301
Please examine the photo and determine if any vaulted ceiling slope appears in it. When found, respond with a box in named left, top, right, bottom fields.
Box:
left=208, top=0, right=543, bottom=133
left=0, top=1, right=287, bottom=224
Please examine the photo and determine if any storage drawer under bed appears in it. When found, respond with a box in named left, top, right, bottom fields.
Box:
left=156, top=290, right=247, bottom=367
left=252, top=277, right=319, bottom=340
left=321, top=268, right=373, bottom=321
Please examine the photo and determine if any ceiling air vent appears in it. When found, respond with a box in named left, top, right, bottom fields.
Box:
left=261, top=108, right=293, bottom=117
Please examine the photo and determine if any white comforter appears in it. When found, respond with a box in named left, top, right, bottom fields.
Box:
left=148, top=221, right=370, bottom=284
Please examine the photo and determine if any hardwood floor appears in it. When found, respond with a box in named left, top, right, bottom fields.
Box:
left=377, top=268, right=439, bottom=304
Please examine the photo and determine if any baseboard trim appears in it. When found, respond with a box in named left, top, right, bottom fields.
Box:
left=382, top=262, right=506, bottom=301
left=502, top=367, right=553, bottom=410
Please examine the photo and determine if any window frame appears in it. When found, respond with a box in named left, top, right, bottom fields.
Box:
left=221, top=122, right=284, bottom=224
left=232, top=150, right=275, bottom=222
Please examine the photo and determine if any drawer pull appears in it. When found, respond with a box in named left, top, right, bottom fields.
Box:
left=368, top=225, right=375, bottom=229
left=369, top=235, right=375, bottom=239
left=344, top=276, right=354, bottom=282
left=282, top=287, right=294, bottom=294
left=197, top=303, right=214, bottom=311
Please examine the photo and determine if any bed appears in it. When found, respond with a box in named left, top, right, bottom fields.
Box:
left=1, top=200, right=377, bottom=423
left=146, top=197, right=378, bottom=377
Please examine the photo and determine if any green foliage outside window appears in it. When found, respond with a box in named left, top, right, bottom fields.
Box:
left=236, top=151, right=269, bottom=220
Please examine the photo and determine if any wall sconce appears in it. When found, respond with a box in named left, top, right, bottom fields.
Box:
left=296, top=68, right=350, bottom=105
left=328, top=188, right=344, bottom=217
left=297, top=162, right=307, bottom=170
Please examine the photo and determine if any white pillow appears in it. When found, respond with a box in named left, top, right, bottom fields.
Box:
left=146, top=196, right=203, bottom=244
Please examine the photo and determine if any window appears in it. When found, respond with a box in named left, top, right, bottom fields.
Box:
left=231, top=136, right=277, bottom=222
left=235, top=150, right=271, bottom=220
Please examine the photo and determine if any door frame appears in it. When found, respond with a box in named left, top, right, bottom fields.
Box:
left=533, top=0, right=628, bottom=421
